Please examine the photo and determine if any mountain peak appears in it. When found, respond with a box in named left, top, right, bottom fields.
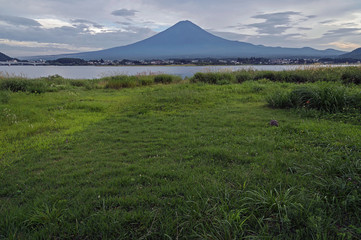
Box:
left=177, top=20, right=193, bottom=24
left=175, top=20, right=196, bottom=26
left=165, top=20, right=204, bottom=33
left=138, top=19, right=222, bottom=47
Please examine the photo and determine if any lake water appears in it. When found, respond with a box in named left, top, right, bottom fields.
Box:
left=0, top=65, right=350, bottom=79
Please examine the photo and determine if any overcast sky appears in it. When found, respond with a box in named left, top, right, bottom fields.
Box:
left=1, top=0, right=361, bottom=57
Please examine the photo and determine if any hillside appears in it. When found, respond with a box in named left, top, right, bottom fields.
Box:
left=0, top=52, right=13, bottom=61
left=339, top=47, right=361, bottom=59
left=29, top=20, right=345, bottom=60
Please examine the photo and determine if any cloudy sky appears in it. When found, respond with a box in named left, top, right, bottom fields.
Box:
left=1, top=0, right=361, bottom=57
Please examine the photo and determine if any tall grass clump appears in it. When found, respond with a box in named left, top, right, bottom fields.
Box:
left=190, top=72, right=236, bottom=84
left=267, top=82, right=361, bottom=113
left=266, top=90, right=293, bottom=109
left=0, top=90, right=11, bottom=104
left=278, top=70, right=312, bottom=83
left=103, top=75, right=143, bottom=89
left=0, top=78, right=28, bottom=92
left=234, top=70, right=254, bottom=83
left=254, top=71, right=278, bottom=81
left=341, top=67, right=361, bottom=85
left=0, top=78, right=48, bottom=93
left=154, top=74, right=182, bottom=84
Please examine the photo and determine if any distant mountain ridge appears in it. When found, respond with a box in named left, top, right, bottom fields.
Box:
left=339, top=47, right=361, bottom=60
left=0, top=52, right=13, bottom=61
left=28, top=20, right=345, bottom=60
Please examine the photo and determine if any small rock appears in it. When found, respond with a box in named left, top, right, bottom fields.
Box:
left=270, top=120, right=279, bottom=127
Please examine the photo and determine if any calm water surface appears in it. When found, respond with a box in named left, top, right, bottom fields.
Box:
left=0, top=65, right=347, bottom=79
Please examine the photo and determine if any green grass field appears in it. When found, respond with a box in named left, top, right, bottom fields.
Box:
left=0, top=70, right=360, bottom=239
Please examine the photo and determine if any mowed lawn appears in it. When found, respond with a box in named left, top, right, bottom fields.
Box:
left=1, top=81, right=360, bottom=239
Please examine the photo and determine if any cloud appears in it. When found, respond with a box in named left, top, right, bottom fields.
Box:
left=111, top=9, right=138, bottom=17
left=0, top=38, right=101, bottom=52
left=0, top=14, right=41, bottom=27
left=298, top=27, right=312, bottom=30
left=0, top=19, right=156, bottom=57
left=116, top=21, right=132, bottom=26
left=320, top=20, right=334, bottom=24
left=323, top=28, right=361, bottom=37
left=252, top=11, right=301, bottom=21
left=71, top=19, right=104, bottom=28
left=247, top=11, right=302, bottom=35
left=35, top=18, right=73, bottom=29
left=323, top=41, right=361, bottom=50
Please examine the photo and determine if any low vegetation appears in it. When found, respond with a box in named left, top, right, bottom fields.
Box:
left=0, top=73, right=183, bottom=93
left=103, top=74, right=182, bottom=89
left=191, top=66, right=361, bottom=85
left=0, top=68, right=360, bottom=239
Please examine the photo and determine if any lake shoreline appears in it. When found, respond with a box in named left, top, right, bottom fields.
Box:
left=1, top=64, right=360, bottom=79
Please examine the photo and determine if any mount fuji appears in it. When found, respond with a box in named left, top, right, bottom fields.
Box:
left=31, top=20, right=344, bottom=60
